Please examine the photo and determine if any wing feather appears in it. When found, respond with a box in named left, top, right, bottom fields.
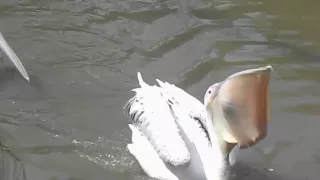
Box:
left=158, top=81, right=224, bottom=180
left=124, top=73, right=191, bottom=166
left=155, top=79, right=210, bottom=138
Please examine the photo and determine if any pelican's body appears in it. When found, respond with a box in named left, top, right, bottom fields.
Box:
left=124, top=74, right=224, bottom=180
left=124, top=66, right=272, bottom=180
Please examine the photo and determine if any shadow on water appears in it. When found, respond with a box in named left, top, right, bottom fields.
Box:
left=0, top=128, right=26, bottom=180
left=225, top=163, right=294, bottom=180
left=0, top=63, right=26, bottom=180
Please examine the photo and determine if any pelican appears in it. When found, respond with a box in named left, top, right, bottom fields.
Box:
left=0, top=32, right=30, bottom=81
left=124, top=65, right=272, bottom=180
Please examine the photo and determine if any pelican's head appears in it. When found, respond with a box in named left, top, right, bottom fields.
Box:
left=204, top=65, right=272, bottom=157
left=204, top=82, right=221, bottom=109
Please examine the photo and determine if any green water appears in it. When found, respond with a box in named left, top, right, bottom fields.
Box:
left=0, top=0, right=319, bottom=180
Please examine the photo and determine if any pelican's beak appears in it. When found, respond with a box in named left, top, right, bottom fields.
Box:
left=0, top=32, right=30, bottom=82
left=208, top=65, right=272, bottom=149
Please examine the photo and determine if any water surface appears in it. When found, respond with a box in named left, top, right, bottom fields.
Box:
left=0, top=0, right=319, bottom=180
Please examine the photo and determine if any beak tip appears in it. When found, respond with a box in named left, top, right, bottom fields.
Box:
left=22, top=74, right=30, bottom=82
left=264, top=65, right=273, bottom=72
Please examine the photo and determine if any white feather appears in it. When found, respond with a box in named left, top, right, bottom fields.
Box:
left=127, top=124, right=179, bottom=180
left=124, top=72, right=224, bottom=180
left=125, top=74, right=191, bottom=166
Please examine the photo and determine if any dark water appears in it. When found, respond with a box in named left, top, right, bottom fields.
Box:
left=0, top=0, right=319, bottom=180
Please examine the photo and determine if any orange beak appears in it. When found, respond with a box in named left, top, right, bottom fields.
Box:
left=208, top=65, right=272, bottom=149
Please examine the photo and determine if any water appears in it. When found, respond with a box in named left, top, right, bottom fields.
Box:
left=0, top=0, right=319, bottom=180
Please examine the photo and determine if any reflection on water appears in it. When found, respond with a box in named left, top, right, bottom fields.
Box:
left=0, top=0, right=319, bottom=180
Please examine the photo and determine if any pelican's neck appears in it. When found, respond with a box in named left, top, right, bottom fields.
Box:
left=205, top=108, right=234, bottom=158
left=191, top=108, right=224, bottom=180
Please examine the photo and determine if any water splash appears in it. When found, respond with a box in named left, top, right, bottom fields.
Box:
left=71, top=135, right=140, bottom=173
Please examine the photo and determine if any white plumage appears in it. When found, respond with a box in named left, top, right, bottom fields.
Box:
left=124, top=72, right=224, bottom=180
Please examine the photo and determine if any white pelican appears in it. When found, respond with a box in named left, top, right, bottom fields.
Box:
left=0, top=32, right=30, bottom=81
left=124, top=65, right=272, bottom=180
